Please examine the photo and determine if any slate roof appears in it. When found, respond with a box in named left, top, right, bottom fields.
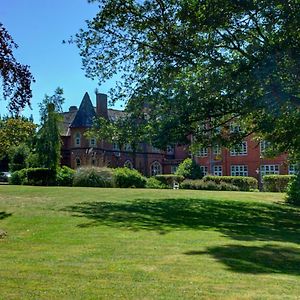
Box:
left=60, top=110, right=77, bottom=136
left=70, top=92, right=96, bottom=128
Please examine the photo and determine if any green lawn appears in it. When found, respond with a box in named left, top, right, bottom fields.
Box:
left=1, top=186, right=300, bottom=299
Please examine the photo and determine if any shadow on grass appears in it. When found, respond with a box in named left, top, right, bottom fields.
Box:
left=63, top=198, right=300, bottom=243
left=185, top=244, right=300, bottom=275
left=0, top=211, right=12, bottom=220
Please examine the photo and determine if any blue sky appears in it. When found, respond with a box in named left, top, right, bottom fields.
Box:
left=1, top=0, right=120, bottom=122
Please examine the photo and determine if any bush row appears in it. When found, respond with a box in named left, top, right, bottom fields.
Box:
left=181, top=179, right=239, bottom=191
left=262, top=175, right=296, bottom=192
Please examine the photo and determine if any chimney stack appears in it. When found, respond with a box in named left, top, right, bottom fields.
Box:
left=96, top=93, right=108, bottom=118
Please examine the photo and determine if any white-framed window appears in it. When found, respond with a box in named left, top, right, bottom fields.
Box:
left=166, top=145, right=174, bottom=155
left=260, top=140, right=271, bottom=155
left=230, top=123, right=241, bottom=133
left=213, top=165, right=223, bottom=176
left=288, top=164, right=297, bottom=175
left=89, top=137, right=96, bottom=147
left=170, top=165, right=178, bottom=174
left=260, top=165, right=279, bottom=176
left=196, top=147, right=208, bottom=157
left=213, top=145, right=221, bottom=155
left=151, top=145, right=161, bottom=153
left=124, top=160, right=133, bottom=169
left=231, top=165, right=248, bottom=176
left=150, top=161, right=162, bottom=176
left=124, top=144, right=132, bottom=152
left=230, top=141, right=247, bottom=156
left=113, top=143, right=120, bottom=151
left=75, top=157, right=81, bottom=168
left=200, top=166, right=208, bottom=176
left=75, top=132, right=81, bottom=146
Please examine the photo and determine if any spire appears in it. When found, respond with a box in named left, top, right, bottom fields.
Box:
left=70, top=92, right=96, bottom=128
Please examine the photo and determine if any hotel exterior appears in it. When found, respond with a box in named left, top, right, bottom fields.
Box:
left=60, top=92, right=295, bottom=183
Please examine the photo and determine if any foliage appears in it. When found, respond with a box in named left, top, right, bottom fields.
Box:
left=73, top=167, right=114, bottom=187
left=56, top=166, right=75, bottom=186
left=9, top=168, right=28, bottom=185
left=8, top=143, right=30, bottom=172
left=74, top=1, right=300, bottom=154
left=175, top=158, right=202, bottom=179
left=0, top=23, right=34, bottom=114
left=114, top=167, right=146, bottom=188
left=181, top=179, right=239, bottom=191
left=35, top=88, right=64, bottom=170
left=145, top=177, right=168, bottom=189
left=263, top=175, right=296, bottom=193
left=286, top=173, right=300, bottom=206
left=10, top=168, right=56, bottom=186
left=203, top=175, right=258, bottom=192
left=0, top=117, right=36, bottom=159
left=154, top=174, right=184, bottom=187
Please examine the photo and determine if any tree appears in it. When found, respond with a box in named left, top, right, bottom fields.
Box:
left=73, top=0, right=300, bottom=153
left=0, top=116, right=36, bottom=159
left=0, top=23, right=34, bottom=114
left=175, top=158, right=203, bottom=180
left=36, top=88, right=64, bottom=170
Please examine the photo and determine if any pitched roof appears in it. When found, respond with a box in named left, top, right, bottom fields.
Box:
left=70, top=92, right=96, bottom=128
left=60, top=110, right=77, bottom=136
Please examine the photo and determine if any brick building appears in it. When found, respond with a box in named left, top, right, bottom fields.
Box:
left=61, top=92, right=295, bottom=183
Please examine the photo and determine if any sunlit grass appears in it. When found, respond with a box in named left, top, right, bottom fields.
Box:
left=0, top=186, right=300, bottom=299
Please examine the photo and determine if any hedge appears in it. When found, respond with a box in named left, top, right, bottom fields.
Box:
left=114, top=167, right=146, bottom=188
left=203, top=175, right=258, bottom=191
left=263, top=175, right=296, bottom=192
left=181, top=179, right=239, bottom=191
left=155, top=174, right=184, bottom=188
left=56, top=166, right=75, bottom=186
left=73, top=167, right=114, bottom=187
left=146, top=177, right=168, bottom=189
left=10, top=168, right=56, bottom=186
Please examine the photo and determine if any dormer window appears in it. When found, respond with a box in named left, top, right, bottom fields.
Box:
left=75, top=132, right=81, bottom=146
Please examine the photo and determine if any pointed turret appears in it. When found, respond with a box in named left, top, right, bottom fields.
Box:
left=70, top=92, right=96, bottom=128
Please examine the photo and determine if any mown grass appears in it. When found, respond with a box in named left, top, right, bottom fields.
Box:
left=1, top=186, right=300, bottom=299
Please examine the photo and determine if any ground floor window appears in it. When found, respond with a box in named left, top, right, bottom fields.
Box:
left=200, top=166, right=208, bottom=176
left=75, top=157, right=81, bottom=168
left=150, top=161, right=162, bottom=176
left=213, top=165, right=223, bottom=176
left=288, top=164, right=297, bottom=175
left=260, top=165, right=279, bottom=176
left=231, top=165, right=248, bottom=176
left=124, top=160, right=133, bottom=169
left=170, top=165, right=178, bottom=174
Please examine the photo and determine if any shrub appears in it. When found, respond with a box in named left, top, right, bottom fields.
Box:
left=8, top=144, right=30, bottom=172
left=263, top=175, right=296, bottom=192
left=26, top=168, right=57, bottom=186
left=114, top=167, right=146, bottom=188
left=73, top=167, right=114, bottom=187
left=9, top=169, right=28, bottom=185
left=203, top=175, right=257, bottom=191
left=175, top=158, right=203, bottom=179
left=181, top=179, right=239, bottom=191
left=9, top=168, right=56, bottom=186
left=56, top=166, right=75, bottom=186
left=154, top=174, right=184, bottom=188
left=286, top=173, right=300, bottom=205
left=146, top=177, right=168, bottom=189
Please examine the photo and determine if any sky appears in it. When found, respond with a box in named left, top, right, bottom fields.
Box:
left=1, top=0, right=120, bottom=122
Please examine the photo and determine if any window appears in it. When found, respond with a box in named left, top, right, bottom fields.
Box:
left=151, top=145, right=161, bottom=153
left=89, top=137, right=96, bottom=147
left=230, top=123, right=241, bottom=133
left=260, top=165, right=279, bottom=176
left=113, top=143, right=120, bottom=151
left=150, top=161, right=162, bottom=176
left=230, top=142, right=247, bottom=156
left=75, top=132, right=81, bottom=146
left=124, top=160, right=133, bottom=169
left=213, top=145, right=221, bottom=155
left=196, top=147, right=208, bottom=157
left=124, top=144, right=132, bottom=152
left=75, top=157, right=81, bottom=168
left=200, top=166, right=208, bottom=176
left=166, top=145, right=175, bottom=155
left=213, top=165, right=223, bottom=176
left=231, top=165, right=248, bottom=176
left=170, top=165, right=178, bottom=174
left=91, top=158, right=96, bottom=166
left=260, top=140, right=271, bottom=156
left=288, top=164, right=297, bottom=175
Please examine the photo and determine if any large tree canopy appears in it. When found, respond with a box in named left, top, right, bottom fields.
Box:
left=0, top=23, right=34, bottom=114
left=74, top=0, right=300, bottom=155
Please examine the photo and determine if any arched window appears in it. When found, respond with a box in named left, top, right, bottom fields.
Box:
left=150, top=161, right=162, bottom=176
left=75, top=132, right=81, bottom=146
left=124, top=160, right=133, bottom=169
left=75, top=157, right=81, bottom=168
